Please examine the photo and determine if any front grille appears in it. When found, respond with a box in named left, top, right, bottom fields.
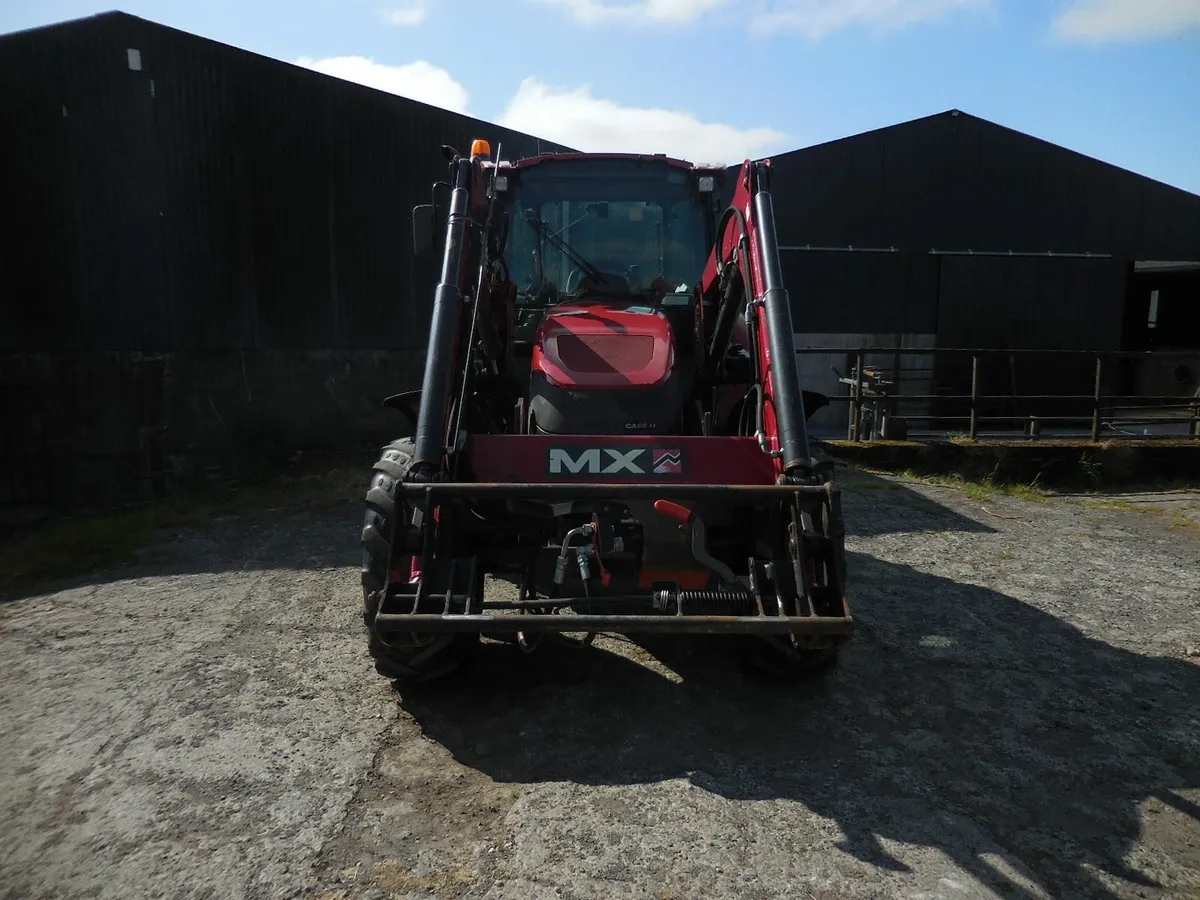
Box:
left=555, top=333, right=655, bottom=374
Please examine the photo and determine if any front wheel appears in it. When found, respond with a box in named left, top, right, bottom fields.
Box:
left=360, top=438, right=477, bottom=683
left=741, top=500, right=845, bottom=681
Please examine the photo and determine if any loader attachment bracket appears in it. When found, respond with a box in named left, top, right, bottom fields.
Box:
left=372, top=480, right=853, bottom=643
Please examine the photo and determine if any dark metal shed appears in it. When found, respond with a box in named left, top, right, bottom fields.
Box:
left=765, top=109, right=1200, bottom=347
left=0, top=11, right=572, bottom=355
left=761, top=110, right=1200, bottom=435
left=0, top=11, right=573, bottom=507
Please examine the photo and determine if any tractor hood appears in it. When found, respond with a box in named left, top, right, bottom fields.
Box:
left=530, top=303, right=676, bottom=390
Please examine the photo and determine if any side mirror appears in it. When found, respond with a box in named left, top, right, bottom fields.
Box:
left=412, top=203, right=434, bottom=258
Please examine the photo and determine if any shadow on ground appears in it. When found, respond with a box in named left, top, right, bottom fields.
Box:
left=394, top=551, right=1198, bottom=900
left=0, top=469, right=990, bottom=603
left=838, top=468, right=998, bottom=536
left=0, top=501, right=366, bottom=603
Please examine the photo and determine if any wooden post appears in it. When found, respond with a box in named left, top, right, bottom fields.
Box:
left=969, top=354, right=979, bottom=440
left=1091, top=355, right=1103, bottom=443
left=853, top=350, right=864, bottom=442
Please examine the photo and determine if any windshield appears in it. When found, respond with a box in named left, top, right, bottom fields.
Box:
left=499, top=159, right=710, bottom=306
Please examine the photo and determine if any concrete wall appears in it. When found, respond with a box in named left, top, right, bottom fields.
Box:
left=0, top=350, right=424, bottom=509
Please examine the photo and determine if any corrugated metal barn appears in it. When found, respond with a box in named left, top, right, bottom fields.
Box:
left=767, top=110, right=1200, bottom=435
left=0, top=11, right=571, bottom=509
left=2, top=13, right=1198, bottom=508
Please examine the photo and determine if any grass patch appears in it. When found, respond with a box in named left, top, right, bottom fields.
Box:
left=1076, top=498, right=1200, bottom=531
left=842, top=465, right=1003, bottom=513
left=841, top=458, right=1059, bottom=504
left=1169, top=511, right=1199, bottom=530
left=0, top=460, right=367, bottom=594
left=873, top=467, right=1053, bottom=504
left=1082, top=499, right=1143, bottom=512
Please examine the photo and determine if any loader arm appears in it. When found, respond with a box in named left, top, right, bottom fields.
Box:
left=410, top=142, right=511, bottom=479
left=699, top=159, right=815, bottom=481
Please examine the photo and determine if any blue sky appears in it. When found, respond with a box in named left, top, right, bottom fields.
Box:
left=5, top=0, right=1200, bottom=194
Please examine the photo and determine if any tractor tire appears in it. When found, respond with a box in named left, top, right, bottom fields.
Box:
left=360, top=438, right=477, bottom=683
left=741, top=504, right=843, bottom=682
left=743, top=638, right=840, bottom=681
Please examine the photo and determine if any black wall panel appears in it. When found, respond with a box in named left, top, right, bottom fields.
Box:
left=0, top=25, right=76, bottom=352
left=932, top=255, right=1128, bottom=418
left=0, top=12, right=571, bottom=353
left=936, top=256, right=1126, bottom=350
left=784, top=251, right=939, bottom=335
left=768, top=111, right=1200, bottom=260
left=6, top=15, right=1200, bottom=361
left=767, top=110, right=1200, bottom=354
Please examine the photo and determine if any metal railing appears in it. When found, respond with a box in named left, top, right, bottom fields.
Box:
left=795, top=347, right=1200, bottom=443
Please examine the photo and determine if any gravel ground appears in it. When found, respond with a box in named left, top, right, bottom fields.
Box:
left=1, top=469, right=1197, bottom=900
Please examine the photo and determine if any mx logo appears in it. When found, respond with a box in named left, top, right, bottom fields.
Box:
left=652, top=449, right=682, bottom=474
left=547, top=446, right=686, bottom=477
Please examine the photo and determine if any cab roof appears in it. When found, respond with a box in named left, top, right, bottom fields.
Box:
left=501, top=152, right=727, bottom=174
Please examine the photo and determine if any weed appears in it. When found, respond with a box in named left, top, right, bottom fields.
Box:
left=1083, top=499, right=1142, bottom=512
left=1078, top=452, right=1104, bottom=488
left=1076, top=498, right=1200, bottom=532
left=1001, top=482, right=1052, bottom=503
left=1169, top=511, right=1199, bottom=530
left=885, top=468, right=1050, bottom=504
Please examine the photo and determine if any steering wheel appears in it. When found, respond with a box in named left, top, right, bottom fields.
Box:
left=567, top=268, right=631, bottom=296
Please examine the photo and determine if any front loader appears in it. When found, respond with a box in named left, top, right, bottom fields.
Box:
left=360, top=140, right=853, bottom=682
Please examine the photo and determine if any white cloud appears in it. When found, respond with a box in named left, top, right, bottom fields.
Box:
left=1051, top=0, right=1200, bottom=42
left=533, top=0, right=730, bottom=24
left=497, top=77, right=789, bottom=164
left=533, top=0, right=988, bottom=34
left=384, top=1, right=428, bottom=26
left=294, top=56, right=468, bottom=114
left=749, top=0, right=989, bottom=39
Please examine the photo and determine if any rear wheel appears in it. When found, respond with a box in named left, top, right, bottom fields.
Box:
left=360, top=438, right=478, bottom=683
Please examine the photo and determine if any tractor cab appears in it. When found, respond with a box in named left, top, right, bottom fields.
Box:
left=493, top=154, right=721, bottom=348
left=491, top=155, right=723, bottom=435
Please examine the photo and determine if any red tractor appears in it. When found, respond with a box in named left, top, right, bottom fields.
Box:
left=360, top=140, right=853, bottom=682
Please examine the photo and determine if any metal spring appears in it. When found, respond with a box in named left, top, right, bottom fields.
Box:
left=659, top=590, right=758, bottom=615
